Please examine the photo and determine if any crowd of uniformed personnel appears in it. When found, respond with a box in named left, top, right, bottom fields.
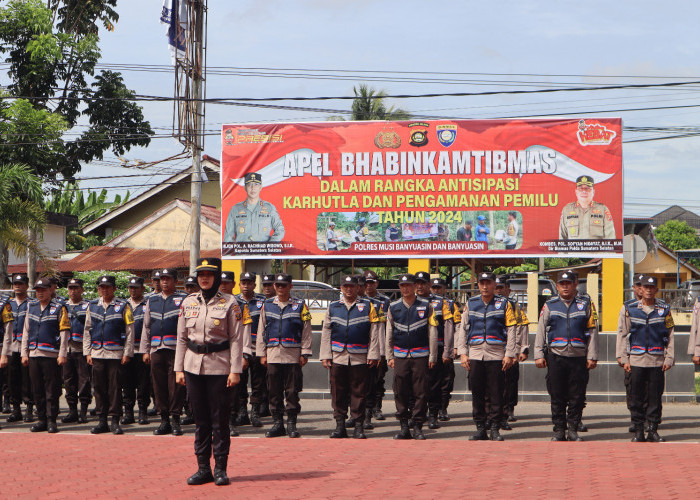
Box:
left=1, top=264, right=699, bottom=483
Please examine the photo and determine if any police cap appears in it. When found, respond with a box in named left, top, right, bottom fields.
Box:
left=355, top=274, right=366, bottom=286
left=67, top=278, right=84, bottom=288
left=34, top=278, right=52, bottom=289
left=96, top=275, right=116, bottom=287
left=159, top=268, right=177, bottom=279
left=363, top=270, right=379, bottom=282
left=244, top=172, right=262, bottom=185
left=221, top=271, right=235, bottom=282
left=556, top=270, right=577, bottom=283
left=414, top=271, right=430, bottom=282
left=478, top=272, right=496, bottom=282
left=431, top=278, right=446, bottom=287
left=12, top=273, right=29, bottom=284
left=576, top=175, right=594, bottom=188
left=185, top=275, right=197, bottom=286
left=633, top=273, right=645, bottom=285
left=196, top=258, right=221, bottom=273
left=398, top=273, right=416, bottom=285
left=274, top=273, right=292, bottom=285
left=151, top=270, right=162, bottom=280
left=261, top=274, right=275, bottom=285
left=642, top=276, right=658, bottom=287
left=240, top=271, right=257, bottom=282
left=341, top=275, right=359, bottom=286
left=495, top=275, right=509, bottom=286
left=128, top=276, right=144, bottom=288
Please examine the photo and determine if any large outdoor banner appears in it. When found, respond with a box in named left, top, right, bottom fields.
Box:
left=221, top=118, right=623, bottom=259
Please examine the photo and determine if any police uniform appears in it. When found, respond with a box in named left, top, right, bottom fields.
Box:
left=457, top=272, right=518, bottom=440
left=621, top=273, right=646, bottom=432
left=558, top=175, right=615, bottom=239
left=0, top=293, right=14, bottom=428
left=83, top=275, right=135, bottom=434
left=175, top=258, right=246, bottom=486
left=21, top=278, right=70, bottom=433
left=534, top=271, right=598, bottom=441
left=688, top=296, right=700, bottom=360
left=234, top=271, right=267, bottom=428
left=363, top=270, right=391, bottom=421
left=62, top=278, right=92, bottom=424
left=616, top=276, right=674, bottom=442
left=223, top=172, right=285, bottom=242
left=321, top=275, right=381, bottom=439
left=142, top=269, right=188, bottom=435
left=257, top=273, right=313, bottom=438
left=386, top=273, right=439, bottom=440
left=3, top=274, right=34, bottom=422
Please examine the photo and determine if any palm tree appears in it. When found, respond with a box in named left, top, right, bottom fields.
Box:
left=327, top=84, right=411, bottom=121
left=0, top=163, right=46, bottom=285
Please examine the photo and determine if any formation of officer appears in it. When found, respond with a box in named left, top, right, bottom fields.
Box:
left=321, top=274, right=381, bottom=439
left=616, top=275, right=674, bottom=442
left=534, top=270, right=598, bottom=441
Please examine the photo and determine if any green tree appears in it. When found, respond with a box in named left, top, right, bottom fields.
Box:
left=57, top=269, right=134, bottom=300
left=0, top=163, right=46, bottom=284
left=0, top=0, right=152, bottom=179
left=328, top=84, right=411, bottom=121
left=654, top=220, right=700, bottom=251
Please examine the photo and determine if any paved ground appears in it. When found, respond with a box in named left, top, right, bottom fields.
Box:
left=2, top=400, right=699, bottom=498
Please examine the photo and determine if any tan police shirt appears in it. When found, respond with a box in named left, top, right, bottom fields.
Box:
left=320, top=296, right=381, bottom=366
left=256, top=297, right=313, bottom=364
left=616, top=303, right=675, bottom=368
left=83, top=299, right=135, bottom=360
left=559, top=200, right=615, bottom=240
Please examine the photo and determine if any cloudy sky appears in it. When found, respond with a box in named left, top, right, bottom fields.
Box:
left=14, top=0, right=700, bottom=216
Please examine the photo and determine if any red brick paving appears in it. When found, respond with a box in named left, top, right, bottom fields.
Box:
left=2, top=432, right=699, bottom=498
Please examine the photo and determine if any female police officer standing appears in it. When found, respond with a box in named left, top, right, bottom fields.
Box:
left=175, top=258, right=247, bottom=486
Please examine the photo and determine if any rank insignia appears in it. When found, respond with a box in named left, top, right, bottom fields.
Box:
left=220, top=299, right=226, bottom=304
left=436, top=124, right=457, bottom=147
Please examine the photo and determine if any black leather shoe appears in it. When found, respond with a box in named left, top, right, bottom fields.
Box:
left=507, top=408, right=517, bottom=422
left=286, top=415, right=300, bottom=438
left=577, top=421, right=588, bottom=432
left=121, top=408, right=135, bottom=425
left=344, top=416, right=356, bottom=429
left=30, top=420, right=48, bottom=432
left=469, top=427, right=488, bottom=441
left=373, top=408, right=385, bottom=421
left=236, top=409, right=251, bottom=427
left=647, top=427, right=665, bottom=443
left=567, top=429, right=583, bottom=442
left=393, top=419, right=412, bottom=440
left=213, top=455, right=230, bottom=486
left=110, top=417, right=123, bottom=435
left=147, top=407, right=157, bottom=416
left=412, top=423, right=426, bottom=440
left=265, top=418, right=286, bottom=438
left=501, top=421, right=512, bottom=431
left=628, top=424, right=636, bottom=433
left=91, top=419, right=110, bottom=434
left=24, top=404, right=35, bottom=423
left=47, top=420, right=59, bottom=434
left=330, top=419, right=348, bottom=438
left=78, top=404, right=89, bottom=424
left=187, top=455, right=214, bottom=486
left=7, top=406, right=22, bottom=423
left=353, top=422, right=367, bottom=439
left=62, top=407, right=78, bottom=424
left=438, top=409, right=450, bottom=422
left=631, top=428, right=646, bottom=442
left=171, top=415, right=183, bottom=436
left=551, top=430, right=566, bottom=441
left=138, top=407, right=149, bottom=425
left=259, top=405, right=271, bottom=418
left=153, top=416, right=172, bottom=435
left=490, top=424, right=504, bottom=441
left=229, top=425, right=239, bottom=437
left=427, top=414, right=440, bottom=430
left=364, top=409, right=374, bottom=430
left=250, top=406, right=263, bottom=428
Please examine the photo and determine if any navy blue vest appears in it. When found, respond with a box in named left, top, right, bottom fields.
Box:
left=239, top=294, right=265, bottom=345
left=10, top=298, right=29, bottom=342
left=263, top=298, right=306, bottom=348
left=26, top=301, right=65, bottom=352
left=466, top=295, right=509, bottom=346
left=328, top=299, right=374, bottom=354
left=131, top=299, right=146, bottom=348
left=429, top=294, right=451, bottom=345
left=389, top=297, right=430, bottom=358
left=545, top=296, right=591, bottom=348
left=626, top=300, right=671, bottom=355
left=147, top=293, right=186, bottom=348
left=67, top=301, right=89, bottom=343
left=88, top=299, right=128, bottom=351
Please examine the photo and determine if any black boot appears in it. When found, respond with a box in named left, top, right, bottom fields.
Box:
left=147, top=406, right=157, bottom=416
left=646, top=424, right=665, bottom=443
left=577, top=421, right=588, bottom=432
left=552, top=429, right=566, bottom=441
left=153, top=414, right=172, bottom=435
left=90, top=417, right=109, bottom=434
left=62, top=405, right=78, bottom=424
left=628, top=423, right=636, bottom=433
left=632, top=426, right=646, bottom=442
left=213, top=455, right=230, bottom=486
left=121, top=406, right=135, bottom=425
left=111, top=416, right=123, bottom=435
left=172, top=414, right=183, bottom=436
left=47, top=418, right=59, bottom=434
left=286, top=414, right=300, bottom=438
left=259, top=403, right=271, bottom=418
left=30, top=420, right=48, bottom=432
left=236, top=407, right=251, bottom=426
left=7, top=405, right=22, bottom=423
left=438, top=409, right=450, bottom=422
left=137, top=405, right=149, bottom=425
left=364, top=408, right=374, bottom=430
left=187, top=455, right=214, bottom=485
left=501, top=419, right=513, bottom=431
left=470, top=424, right=488, bottom=441
left=374, top=405, right=385, bottom=421
left=507, top=407, right=517, bottom=422
left=229, top=414, right=239, bottom=437
left=330, top=417, right=348, bottom=438
left=344, top=416, right=356, bottom=429
left=181, top=405, right=194, bottom=425
left=490, top=422, right=504, bottom=441
left=354, top=421, right=366, bottom=439
left=24, top=403, right=35, bottom=423
left=412, top=422, right=426, bottom=440
left=78, top=403, right=89, bottom=424
left=393, top=419, right=412, bottom=440
left=265, top=415, right=286, bottom=437
left=427, top=411, right=440, bottom=430
left=250, top=405, right=263, bottom=428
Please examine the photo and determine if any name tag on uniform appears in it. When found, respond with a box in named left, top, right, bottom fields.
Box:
left=184, top=305, right=199, bottom=318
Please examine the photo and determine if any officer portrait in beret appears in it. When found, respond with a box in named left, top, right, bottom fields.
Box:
left=223, top=171, right=285, bottom=243
left=559, top=175, right=615, bottom=240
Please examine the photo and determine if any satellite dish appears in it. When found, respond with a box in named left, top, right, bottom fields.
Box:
left=623, top=234, right=647, bottom=264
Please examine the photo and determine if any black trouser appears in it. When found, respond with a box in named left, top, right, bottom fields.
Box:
left=186, top=372, right=231, bottom=457
left=29, top=357, right=62, bottom=421
left=366, top=357, right=387, bottom=411
left=63, top=351, right=92, bottom=407
left=545, top=353, right=587, bottom=430
left=427, top=346, right=446, bottom=414
left=468, top=359, right=504, bottom=426
left=267, top=363, right=303, bottom=416
left=502, top=361, right=520, bottom=421
left=121, top=354, right=151, bottom=409
left=629, top=366, right=664, bottom=427
left=7, top=352, right=33, bottom=406
left=231, top=363, right=249, bottom=417
left=330, top=363, right=369, bottom=421
left=441, top=359, right=455, bottom=411
left=248, top=354, right=267, bottom=405
left=393, top=357, right=429, bottom=423
left=92, top=358, right=123, bottom=418
left=151, top=349, right=186, bottom=416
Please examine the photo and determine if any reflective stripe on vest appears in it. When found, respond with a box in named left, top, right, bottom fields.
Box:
left=545, top=296, right=591, bottom=348
left=27, top=302, right=62, bottom=352
left=467, top=296, right=508, bottom=345
left=390, top=297, right=430, bottom=358
left=328, top=299, right=372, bottom=354
left=10, top=299, right=28, bottom=342
left=239, top=294, right=264, bottom=344
left=68, top=302, right=89, bottom=343
left=264, top=298, right=305, bottom=347
left=626, top=300, right=670, bottom=355
left=131, top=301, right=146, bottom=347
left=88, top=300, right=127, bottom=351
left=148, top=293, right=185, bottom=348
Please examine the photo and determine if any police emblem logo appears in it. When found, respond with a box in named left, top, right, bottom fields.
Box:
left=292, top=304, right=299, bottom=311
left=577, top=302, right=584, bottom=310
left=114, top=305, right=121, bottom=312
left=436, top=124, right=457, bottom=147
left=657, top=308, right=664, bottom=316
left=357, top=303, right=365, bottom=312
left=374, top=130, right=401, bottom=149
left=256, top=300, right=263, bottom=308
left=173, top=298, right=182, bottom=307
left=401, top=276, right=408, bottom=281
left=417, top=307, right=426, bottom=319
left=408, top=122, right=429, bottom=147
left=49, top=306, right=57, bottom=315
left=277, top=275, right=284, bottom=280
left=495, top=300, right=503, bottom=310
left=130, top=279, right=136, bottom=284
left=431, top=300, right=440, bottom=309
left=15, top=275, right=21, bottom=280
left=82, top=303, right=88, bottom=310
left=101, top=277, right=108, bottom=282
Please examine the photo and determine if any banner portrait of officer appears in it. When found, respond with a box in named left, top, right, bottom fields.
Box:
left=223, top=172, right=285, bottom=243
left=559, top=175, right=615, bottom=240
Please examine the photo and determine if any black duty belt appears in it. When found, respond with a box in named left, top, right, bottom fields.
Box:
left=187, top=340, right=230, bottom=354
